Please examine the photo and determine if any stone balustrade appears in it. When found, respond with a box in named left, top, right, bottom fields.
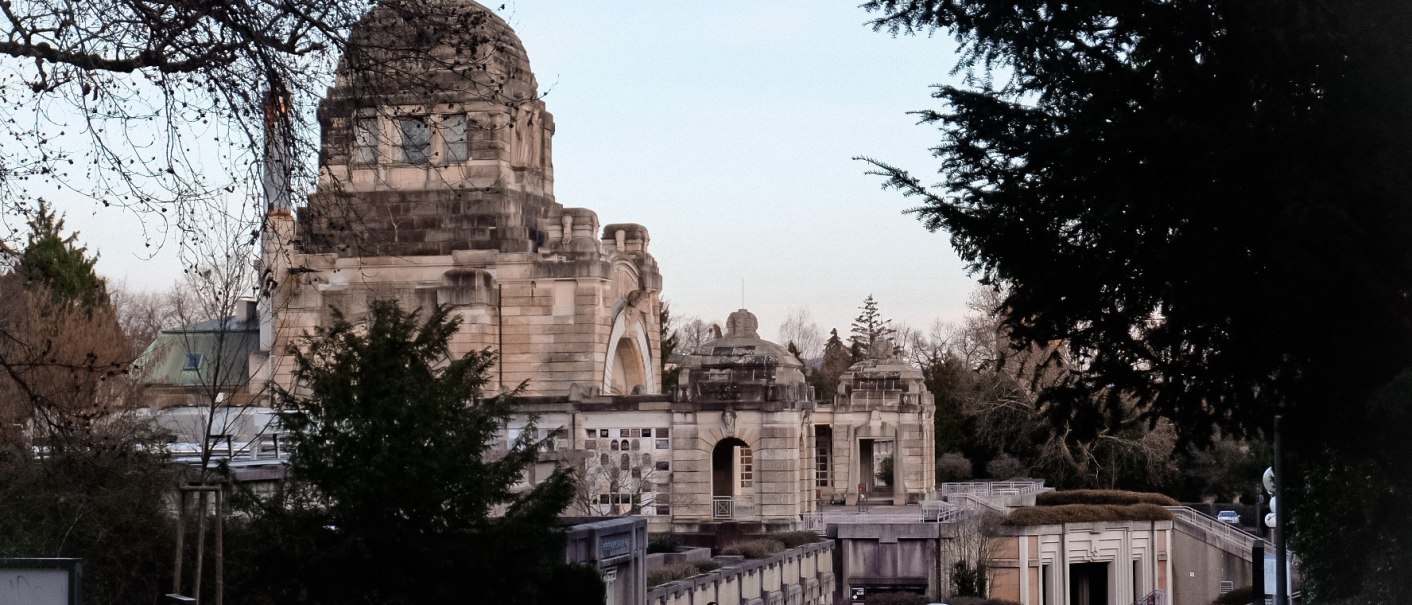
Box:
left=647, top=541, right=835, bottom=605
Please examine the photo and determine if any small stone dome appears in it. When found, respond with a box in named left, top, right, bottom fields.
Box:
left=680, top=309, right=805, bottom=381
left=334, top=0, right=537, bottom=104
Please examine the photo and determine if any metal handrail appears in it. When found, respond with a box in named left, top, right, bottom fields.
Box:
left=1131, top=589, right=1167, bottom=605
left=1164, top=506, right=1270, bottom=557
left=800, top=503, right=963, bottom=529
left=935, top=479, right=1049, bottom=499
left=949, top=492, right=1011, bottom=513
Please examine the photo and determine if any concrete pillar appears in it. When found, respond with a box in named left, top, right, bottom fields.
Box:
left=845, top=427, right=860, bottom=506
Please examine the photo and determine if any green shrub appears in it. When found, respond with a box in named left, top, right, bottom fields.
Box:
left=1035, top=489, right=1179, bottom=507
left=544, top=564, right=607, bottom=605
left=865, top=591, right=928, bottom=605
left=774, top=530, right=822, bottom=548
left=691, top=560, right=721, bottom=573
left=985, top=454, right=1027, bottom=479
left=953, top=560, right=988, bottom=597
left=1004, top=503, right=1173, bottom=526
left=647, top=563, right=693, bottom=586
left=937, top=452, right=974, bottom=482
left=876, top=456, right=895, bottom=486
left=720, top=538, right=784, bottom=559
left=647, top=533, right=683, bottom=554
left=646, top=560, right=723, bottom=586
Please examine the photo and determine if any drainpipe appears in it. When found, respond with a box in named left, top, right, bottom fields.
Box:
left=497, top=284, right=504, bottom=391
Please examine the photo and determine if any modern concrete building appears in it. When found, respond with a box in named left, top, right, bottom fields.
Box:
left=566, top=517, right=650, bottom=605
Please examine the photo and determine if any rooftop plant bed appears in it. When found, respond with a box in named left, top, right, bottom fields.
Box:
left=1034, top=489, right=1179, bottom=507
left=1003, top=502, right=1173, bottom=526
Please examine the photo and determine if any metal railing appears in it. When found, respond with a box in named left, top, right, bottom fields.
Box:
left=1132, top=589, right=1167, bottom=605
left=921, top=500, right=961, bottom=522
left=935, top=479, right=1049, bottom=499
left=947, top=492, right=1012, bottom=514
left=713, top=496, right=733, bottom=520
left=799, top=503, right=963, bottom=531
left=1164, top=506, right=1270, bottom=557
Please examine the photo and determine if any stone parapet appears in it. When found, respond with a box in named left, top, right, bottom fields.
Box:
left=647, top=541, right=835, bottom=605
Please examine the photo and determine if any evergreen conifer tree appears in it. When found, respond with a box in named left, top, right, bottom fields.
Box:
left=16, top=203, right=107, bottom=308
left=813, top=329, right=854, bottom=403
left=660, top=301, right=680, bottom=390
left=849, top=295, right=896, bottom=358
left=239, top=300, right=586, bottom=604
left=862, top=0, right=1412, bottom=598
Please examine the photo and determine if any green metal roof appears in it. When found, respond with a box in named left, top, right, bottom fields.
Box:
left=132, top=317, right=259, bottom=387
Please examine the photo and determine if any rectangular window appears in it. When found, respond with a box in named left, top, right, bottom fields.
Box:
left=816, top=442, right=832, bottom=487
left=353, top=118, right=379, bottom=164
left=655, top=439, right=669, bottom=450
left=440, top=114, right=468, bottom=161
left=739, top=446, right=753, bottom=488
left=183, top=353, right=203, bottom=371
left=398, top=117, right=430, bottom=164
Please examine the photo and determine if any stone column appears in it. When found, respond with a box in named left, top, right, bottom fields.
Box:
left=892, top=425, right=905, bottom=505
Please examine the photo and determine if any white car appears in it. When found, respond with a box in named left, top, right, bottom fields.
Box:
left=1216, top=510, right=1241, bottom=525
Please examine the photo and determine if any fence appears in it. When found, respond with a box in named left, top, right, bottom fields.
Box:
left=1164, top=506, right=1270, bottom=557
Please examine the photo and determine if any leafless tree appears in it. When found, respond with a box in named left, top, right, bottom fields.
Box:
left=0, top=0, right=372, bottom=254
left=675, top=317, right=718, bottom=355
left=574, top=451, right=662, bottom=517
left=777, top=306, right=823, bottom=360
left=938, top=509, right=1003, bottom=600
left=898, top=318, right=957, bottom=369
left=0, top=277, right=142, bottom=453
left=110, top=280, right=205, bottom=357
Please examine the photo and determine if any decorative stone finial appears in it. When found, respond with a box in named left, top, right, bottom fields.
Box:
left=725, top=309, right=759, bottom=338
left=868, top=337, right=897, bottom=360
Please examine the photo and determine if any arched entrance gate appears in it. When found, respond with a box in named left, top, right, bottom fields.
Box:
left=711, top=438, right=752, bottom=519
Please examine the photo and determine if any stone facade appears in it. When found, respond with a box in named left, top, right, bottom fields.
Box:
left=988, top=520, right=1173, bottom=605
left=507, top=308, right=934, bottom=532
left=254, top=0, right=662, bottom=399
left=251, top=0, right=934, bottom=534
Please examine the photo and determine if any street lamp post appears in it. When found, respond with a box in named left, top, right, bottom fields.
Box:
left=1274, top=414, right=1288, bottom=605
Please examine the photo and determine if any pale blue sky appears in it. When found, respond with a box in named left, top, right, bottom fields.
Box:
left=63, top=1, right=981, bottom=342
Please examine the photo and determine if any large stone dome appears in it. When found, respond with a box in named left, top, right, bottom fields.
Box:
left=333, top=0, right=537, bottom=104
left=302, top=0, right=559, bottom=257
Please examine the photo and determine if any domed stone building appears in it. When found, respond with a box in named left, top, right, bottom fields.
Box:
left=252, top=0, right=934, bottom=533
left=255, top=0, right=662, bottom=398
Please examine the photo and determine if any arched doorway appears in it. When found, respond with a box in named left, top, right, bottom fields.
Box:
left=609, top=336, right=645, bottom=395
left=602, top=309, right=655, bottom=395
left=711, top=438, right=751, bottom=519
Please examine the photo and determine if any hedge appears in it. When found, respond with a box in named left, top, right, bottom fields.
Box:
left=1004, top=503, right=1174, bottom=526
